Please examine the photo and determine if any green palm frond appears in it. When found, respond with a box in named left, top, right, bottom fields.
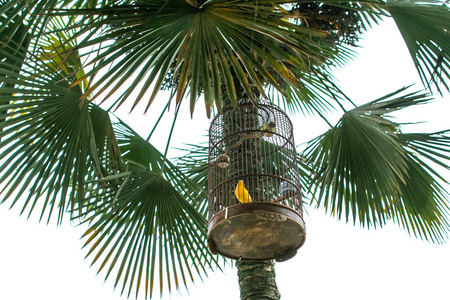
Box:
left=48, top=0, right=366, bottom=117
left=0, top=0, right=67, bottom=58
left=389, top=152, right=450, bottom=242
left=0, top=6, right=33, bottom=136
left=112, top=120, right=207, bottom=207
left=2, top=13, right=221, bottom=296
left=297, top=151, right=314, bottom=198
left=393, top=131, right=450, bottom=242
left=0, top=5, right=32, bottom=68
left=2, top=0, right=389, bottom=118
left=0, top=28, right=118, bottom=223
left=387, top=0, right=450, bottom=93
left=174, top=143, right=210, bottom=216
left=399, top=131, right=450, bottom=178
left=79, top=133, right=221, bottom=298
left=304, top=87, right=450, bottom=242
left=38, top=18, right=87, bottom=81
left=302, top=0, right=387, bottom=29
left=90, top=105, right=123, bottom=175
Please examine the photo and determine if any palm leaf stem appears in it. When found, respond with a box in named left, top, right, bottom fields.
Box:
left=161, top=102, right=182, bottom=174
left=145, top=89, right=177, bottom=140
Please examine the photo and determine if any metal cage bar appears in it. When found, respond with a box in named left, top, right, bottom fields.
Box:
left=208, top=100, right=303, bottom=218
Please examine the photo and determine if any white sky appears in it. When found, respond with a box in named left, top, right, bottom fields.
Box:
left=1, top=19, right=450, bottom=300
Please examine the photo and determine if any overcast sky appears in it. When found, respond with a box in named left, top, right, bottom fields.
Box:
left=1, top=18, right=449, bottom=300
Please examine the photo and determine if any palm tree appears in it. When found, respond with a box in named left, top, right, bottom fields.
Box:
left=1, top=0, right=450, bottom=299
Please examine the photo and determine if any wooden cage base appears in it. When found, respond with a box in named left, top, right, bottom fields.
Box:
left=208, top=202, right=306, bottom=261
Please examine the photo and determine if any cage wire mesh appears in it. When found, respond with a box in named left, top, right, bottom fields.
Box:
left=208, top=99, right=303, bottom=220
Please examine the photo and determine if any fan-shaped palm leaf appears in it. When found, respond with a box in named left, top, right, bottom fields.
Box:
left=0, top=0, right=35, bottom=137
left=304, top=87, right=450, bottom=242
left=1, top=17, right=221, bottom=296
left=79, top=127, right=221, bottom=298
left=1, top=0, right=390, bottom=119
left=392, top=131, right=450, bottom=242
left=388, top=152, right=450, bottom=242
left=387, top=0, right=450, bottom=93
left=46, top=0, right=374, bottom=117
left=0, top=28, right=119, bottom=223
left=0, top=3, right=32, bottom=68
left=174, top=143, right=210, bottom=216
left=113, top=119, right=206, bottom=204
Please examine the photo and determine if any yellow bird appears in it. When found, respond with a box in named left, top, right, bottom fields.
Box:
left=262, top=121, right=276, bottom=137
left=235, top=180, right=252, bottom=203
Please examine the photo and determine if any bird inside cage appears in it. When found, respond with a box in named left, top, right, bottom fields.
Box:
left=215, top=154, right=230, bottom=168
left=235, top=180, right=252, bottom=203
left=261, top=121, right=276, bottom=137
left=280, top=181, right=296, bottom=197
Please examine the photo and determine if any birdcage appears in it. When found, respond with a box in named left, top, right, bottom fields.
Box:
left=208, top=100, right=306, bottom=261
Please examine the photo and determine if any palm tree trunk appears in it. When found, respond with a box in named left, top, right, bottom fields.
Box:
left=236, top=260, right=280, bottom=300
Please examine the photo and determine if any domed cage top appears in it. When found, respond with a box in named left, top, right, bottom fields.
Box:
left=207, top=100, right=306, bottom=261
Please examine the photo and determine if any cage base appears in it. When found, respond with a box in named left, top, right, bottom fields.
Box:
left=208, top=202, right=306, bottom=261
